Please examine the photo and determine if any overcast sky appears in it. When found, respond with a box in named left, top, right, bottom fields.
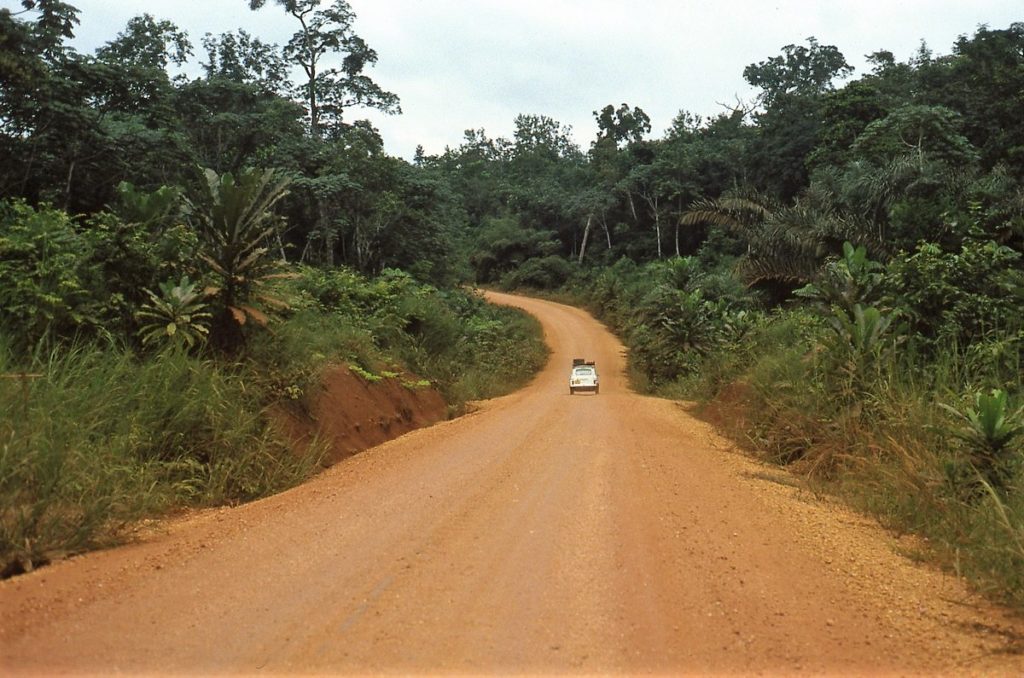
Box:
left=8, top=0, right=1021, bottom=159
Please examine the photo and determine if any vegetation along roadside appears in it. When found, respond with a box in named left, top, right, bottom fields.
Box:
left=0, top=191, right=546, bottom=577
left=2, top=1, right=1022, bottom=611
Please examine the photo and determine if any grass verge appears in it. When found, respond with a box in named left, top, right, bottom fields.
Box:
left=0, top=342, right=322, bottom=577
left=683, top=313, right=1024, bottom=609
left=0, top=269, right=548, bottom=577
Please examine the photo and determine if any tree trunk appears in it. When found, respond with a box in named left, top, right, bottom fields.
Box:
left=578, top=214, right=592, bottom=264
left=63, top=159, right=75, bottom=210
left=654, top=209, right=662, bottom=259
left=308, top=77, right=318, bottom=138
left=276, top=232, right=288, bottom=263
left=641, top=192, right=662, bottom=259
left=318, top=203, right=334, bottom=266
left=295, top=8, right=320, bottom=138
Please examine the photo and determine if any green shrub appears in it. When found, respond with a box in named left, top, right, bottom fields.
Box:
left=193, top=168, right=292, bottom=350
left=501, top=255, right=574, bottom=290
left=0, top=201, right=199, bottom=356
left=256, top=266, right=547, bottom=409
left=882, top=240, right=1024, bottom=349
left=0, top=202, right=101, bottom=351
left=574, top=257, right=761, bottom=390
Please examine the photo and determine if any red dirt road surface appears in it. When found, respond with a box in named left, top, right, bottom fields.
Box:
left=2, top=292, right=1024, bottom=675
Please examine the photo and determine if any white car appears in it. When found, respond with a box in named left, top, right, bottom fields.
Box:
left=569, top=361, right=599, bottom=395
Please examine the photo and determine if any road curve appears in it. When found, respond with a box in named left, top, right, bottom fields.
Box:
left=2, top=292, right=1023, bottom=675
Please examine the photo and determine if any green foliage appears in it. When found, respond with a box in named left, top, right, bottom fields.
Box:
left=135, top=276, right=212, bottom=350
left=808, top=81, right=889, bottom=171
left=82, top=210, right=200, bottom=335
left=852, top=105, right=979, bottom=167
left=0, top=200, right=201, bottom=355
left=250, top=0, right=400, bottom=137
left=200, top=29, right=289, bottom=93
left=251, top=265, right=547, bottom=407
left=113, top=181, right=182, bottom=227
left=439, top=300, right=547, bottom=405
left=796, top=241, right=884, bottom=315
left=825, top=304, right=902, bottom=396
left=355, top=271, right=548, bottom=403
left=348, top=363, right=383, bottom=382
left=743, top=37, right=853, bottom=109
left=572, top=256, right=760, bottom=388
left=0, top=201, right=99, bottom=351
left=0, top=341, right=321, bottom=576
left=501, top=255, right=573, bottom=290
left=882, top=240, right=1024, bottom=349
left=195, top=167, right=292, bottom=348
left=925, top=23, right=1024, bottom=174
left=469, top=217, right=560, bottom=284
left=592, top=103, right=652, bottom=148
left=940, top=389, right=1024, bottom=495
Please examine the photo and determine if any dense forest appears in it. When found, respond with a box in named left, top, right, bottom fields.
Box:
left=2, top=1, right=1023, bottom=603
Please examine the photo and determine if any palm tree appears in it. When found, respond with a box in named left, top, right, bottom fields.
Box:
left=680, top=188, right=879, bottom=287
left=195, top=167, right=292, bottom=349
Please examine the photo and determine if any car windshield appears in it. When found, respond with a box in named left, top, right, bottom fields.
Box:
left=573, top=366, right=595, bottom=375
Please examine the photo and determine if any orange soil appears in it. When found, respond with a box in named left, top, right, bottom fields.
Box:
left=2, top=292, right=1023, bottom=675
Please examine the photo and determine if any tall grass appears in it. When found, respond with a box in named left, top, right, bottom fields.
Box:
left=683, top=314, right=1024, bottom=607
left=0, top=267, right=548, bottom=577
left=439, top=303, right=548, bottom=406
left=389, top=292, right=547, bottom=405
left=269, top=270, right=548, bottom=410
left=0, top=339, right=321, bottom=576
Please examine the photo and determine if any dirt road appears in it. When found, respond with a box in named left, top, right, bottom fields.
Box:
left=2, top=292, right=1023, bottom=675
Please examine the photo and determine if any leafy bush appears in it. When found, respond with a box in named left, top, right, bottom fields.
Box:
left=795, top=241, right=885, bottom=315
left=574, top=257, right=760, bottom=389
left=0, top=202, right=101, bottom=351
left=501, top=255, right=574, bottom=290
left=824, top=304, right=903, bottom=398
left=193, top=168, right=292, bottom=349
left=0, top=200, right=199, bottom=355
left=252, top=265, right=547, bottom=408
left=82, top=210, right=200, bottom=338
left=882, top=240, right=1024, bottom=349
left=468, top=217, right=560, bottom=284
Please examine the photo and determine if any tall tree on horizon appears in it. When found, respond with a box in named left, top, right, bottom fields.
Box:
left=247, top=0, right=399, bottom=138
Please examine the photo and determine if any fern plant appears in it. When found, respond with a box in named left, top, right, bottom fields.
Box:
left=136, top=276, right=212, bottom=350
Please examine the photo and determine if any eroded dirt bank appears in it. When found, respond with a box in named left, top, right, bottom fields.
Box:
left=1, top=292, right=1023, bottom=675
left=275, top=364, right=448, bottom=466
